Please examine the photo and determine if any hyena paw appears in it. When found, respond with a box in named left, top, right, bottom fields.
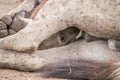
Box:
left=0, top=11, right=31, bottom=38
left=0, top=21, right=8, bottom=38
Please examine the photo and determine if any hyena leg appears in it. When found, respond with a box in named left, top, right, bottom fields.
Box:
left=8, top=0, right=47, bottom=34
left=0, top=0, right=72, bottom=53
left=0, top=0, right=108, bottom=53
left=9, top=0, right=47, bottom=33
left=8, top=0, right=45, bottom=35
left=1, top=0, right=111, bottom=53
left=0, top=19, right=68, bottom=53
left=1, top=0, right=39, bottom=25
left=30, top=0, right=48, bottom=19
left=8, top=0, right=39, bottom=16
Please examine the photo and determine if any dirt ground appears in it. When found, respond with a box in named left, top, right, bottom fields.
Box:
left=0, top=0, right=21, bottom=18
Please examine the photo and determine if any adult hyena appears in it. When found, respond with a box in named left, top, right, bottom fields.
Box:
left=0, top=0, right=120, bottom=53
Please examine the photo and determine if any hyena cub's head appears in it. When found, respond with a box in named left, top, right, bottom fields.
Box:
left=38, top=27, right=80, bottom=50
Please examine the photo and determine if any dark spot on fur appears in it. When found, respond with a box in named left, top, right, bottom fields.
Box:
left=113, top=26, right=116, bottom=29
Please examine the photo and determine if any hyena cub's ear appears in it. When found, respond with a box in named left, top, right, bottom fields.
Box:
left=108, top=39, right=120, bottom=51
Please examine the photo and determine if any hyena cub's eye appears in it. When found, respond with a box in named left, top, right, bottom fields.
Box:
left=60, top=33, right=65, bottom=42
